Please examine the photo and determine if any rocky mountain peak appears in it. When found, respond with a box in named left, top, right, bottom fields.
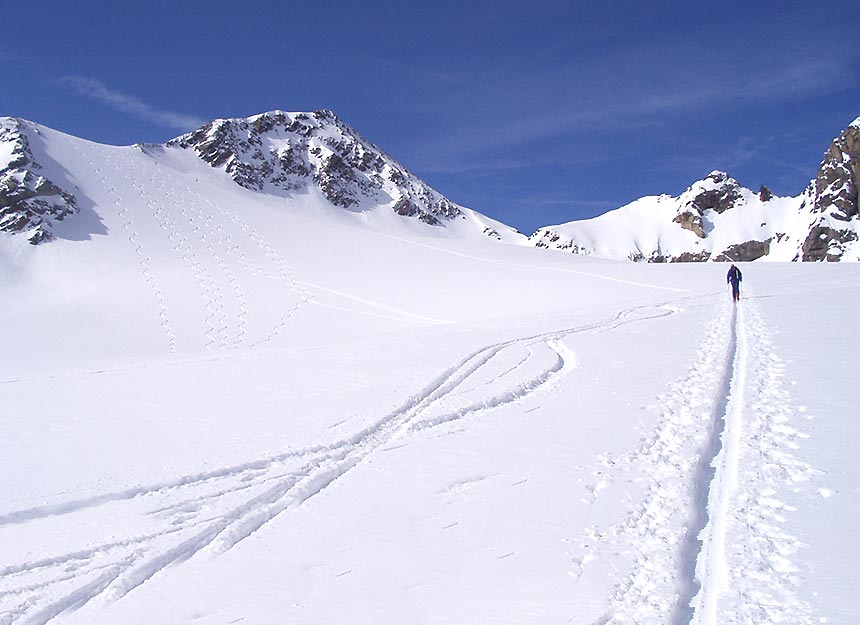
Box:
left=0, top=118, right=78, bottom=245
left=684, top=171, right=742, bottom=213
left=813, top=124, right=859, bottom=219
left=801, top=121, right=860, bottom=260
left=168, top=110, right=461, bottom=226
left=672, top=170, right=743, bottom=238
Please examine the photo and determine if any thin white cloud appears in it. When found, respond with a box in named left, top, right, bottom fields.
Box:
left=57, top=76, right=205, bottom=131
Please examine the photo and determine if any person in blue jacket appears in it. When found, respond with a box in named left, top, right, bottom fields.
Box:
left=727, top=264, right=742, bottom=302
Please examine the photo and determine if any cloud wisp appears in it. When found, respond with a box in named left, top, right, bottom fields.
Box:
left=57, top=76, right=205, bottom=131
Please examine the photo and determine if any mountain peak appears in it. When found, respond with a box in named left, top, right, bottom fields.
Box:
left=800, top=119, right=860, bottom=260
left=169, top=109, right=461, bottom=225
left=528, top=113, right=860, bottom=263
left=670, top=171, right=744, bottom=239
left=0, top=117, right=79, bottom=244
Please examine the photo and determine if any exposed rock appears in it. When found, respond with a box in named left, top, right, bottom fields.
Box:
left=528, top=117, right=860, bottom=264
left=529, top=228, right=591, bottom=254
left=0, top=118, right=78, bottom=245
left=170, top=110, right=461, bottom=226
left=801, top=124, right=860, bottom=260
left=671, top=251, right=711, bottom=262
left=687, top=171, right=742, bottom=215
left=713, top=239, right=771, bottom=262
left=801, top=225, right=858, bottom=262
left=393, top=197, right=419, bottom=217
left=671, top=171, right=743, bottom=239
left=315, top=153, right=365, bottom=208
left=673, top=210, right=705, bottom=238
left=813, top=124, right=859, bottom=220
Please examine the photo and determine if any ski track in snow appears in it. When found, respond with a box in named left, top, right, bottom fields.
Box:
left=87, top=146, right=313, bottom=354
left=572, top=293, right=816, bottom=625
left=0, top=304, right=676, bottom=625
left=5, top=148, right=817, bottom=623
left=82, top=148, right=176, bottom=354
left=155, top=167, right=237, bottom=351
left=185, top=185, right=314, bottom=349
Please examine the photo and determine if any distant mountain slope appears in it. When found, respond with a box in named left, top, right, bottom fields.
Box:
left=167, top=110, right=464, bottom=227
left=801, top=118, right=860, bottom=260
left=0, top=110, right=521, bottom=246
left=0, top=118, right=79, bottom=244
left=530, top=118, right=860, bottom=262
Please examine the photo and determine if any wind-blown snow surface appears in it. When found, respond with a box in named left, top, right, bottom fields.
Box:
left=1, top=127, right=858, bottom=624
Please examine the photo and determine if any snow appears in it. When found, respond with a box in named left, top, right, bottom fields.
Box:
left=530, top=172, right=852, bottom=262
left=1, top=123, right=858, bottom=625
left=0, top=139, right=14, bottom=167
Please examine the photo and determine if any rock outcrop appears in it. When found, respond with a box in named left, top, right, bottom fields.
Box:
left=713, top=239, right=772, bottom=262
left=529, top=118, right=860, bottom=263
left=801, top=120, right=860, bottom=261
left=169, top=110, right=460, bottom=226
left=0, top=118, right=78, bottom=244
left=672, top=171, right=744, bottom=239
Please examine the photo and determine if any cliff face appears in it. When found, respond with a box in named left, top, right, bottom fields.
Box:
left=673, top=171, right=744, bottom=239
left=0, top=118, right=78, bottom=244
left=801, top=120, right=860, bottom=261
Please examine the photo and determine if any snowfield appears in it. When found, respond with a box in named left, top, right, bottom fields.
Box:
left=1, top=125, right=858, bottom=624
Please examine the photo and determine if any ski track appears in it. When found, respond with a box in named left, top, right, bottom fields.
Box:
left=158, top=174, right=230, bottom=351
left=127, top=160, right=221, bottom=352
left=0, top=303, right=676, bottom=625
left=172, top=174, right=313, bottom=349
left=572, top=292, right=816, bottom=625
left=104, top=148, right=310, bottom=354
left=81, top=148, right=176, bottom=354
left=5, top=152, right=816, bottom=624
left=690, top=300, right=816, bottom=625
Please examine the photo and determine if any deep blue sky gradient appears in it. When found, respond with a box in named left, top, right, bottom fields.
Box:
left=4, top=1, right=858, bottom=233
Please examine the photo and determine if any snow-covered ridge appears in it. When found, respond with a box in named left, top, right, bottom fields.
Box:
left=0, top=110, right=517, bottom=247
left=530, top=118, right=860, bottom=262
left=0, top=118, right=78, bottom=244
left=167, top=109, right=462, bottom=226
left=530, top=172, right=815, bottom=263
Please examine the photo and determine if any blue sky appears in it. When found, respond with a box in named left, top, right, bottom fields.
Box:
left=4, top=1, right=858, bottom=233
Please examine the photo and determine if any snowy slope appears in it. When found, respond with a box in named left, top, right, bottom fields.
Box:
left=530, top=172, right=818, bottom=262
left=1, top=112, right=523, bottom=248
left=530, top=118, right=860, bottom=262
left=1, top=117, right=858, bottom=625
left=0, top=116, right=523, bottom=368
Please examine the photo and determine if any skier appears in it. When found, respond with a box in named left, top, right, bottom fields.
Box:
left=727, top=264, right=742, bottom=302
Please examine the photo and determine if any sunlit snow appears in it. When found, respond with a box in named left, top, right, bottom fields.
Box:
left=1, top=123, right=857, bottom=625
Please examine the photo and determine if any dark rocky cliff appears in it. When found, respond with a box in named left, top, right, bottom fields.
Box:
left=0, top=118, right=78, bottom=244
left=801, top=121, right=860, bottom=261
left=169, top=110, right=461, bottom=226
